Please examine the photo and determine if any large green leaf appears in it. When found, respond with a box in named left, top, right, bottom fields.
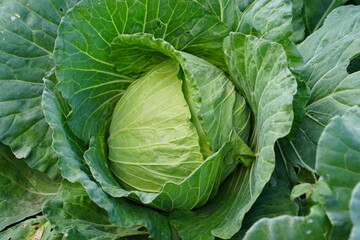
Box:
left=54, top=0, right=231, bottom=141
left=169, top=33, right=296, bottom=240
left=235, top=0, right=306, bottom=70
left=350, top=182, right=360, bottom=240
left=236, top=0, right=292, bottom=42
left=281, top=5, right=360, bottom=170
left=303, top=0, right=347, bottom=34
left=235, top=0, right=308, bottom=137
left=0, top=0, right=78, bottom=178
left=316, top=106, right=360, bottom=240
left=42, top=73, right=172, bottom=239
left=43, top=180, right=148, bottom=240
left=0, top=143, right=59, bottom=231
left=242, top=205, right=331, bottom=240
left=0, top=216, right=62, bottom=240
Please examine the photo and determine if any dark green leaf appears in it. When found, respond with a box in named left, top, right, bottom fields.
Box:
left=303, top=0, right=347, bottom=34
left=43, top=180, right=148, bottom=240
left=0, top=0, right=78, bottom=178
left=0, top=143, right=59, bottom=231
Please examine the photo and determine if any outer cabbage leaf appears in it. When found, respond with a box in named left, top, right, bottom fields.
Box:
left=43, top=180, right=148, bottom=240
left=42, top=74, right=172, bottom=239
left=0, top=0, right=78, bottom=178
left=0, top=143, right=59, bottom=231
left=235, top=0, right=308, bottom=138
left=236, top=0, right=293, bottom=42
left=316, top=106, right=360, bottom=240
left=350, top=182, right=360, bottom=240
left=54, top=0, right=232, bottom=142
left=0, top=216, right=62, bottom=240
left=243, top=205, right=331, bottom=240
left=169, top=33, right=297, bottom=240
left=280, top=5, right=360, bottom=170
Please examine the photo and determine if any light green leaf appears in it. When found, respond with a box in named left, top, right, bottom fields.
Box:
left=243, top=205, right=331, bottom=240
left=237, top=0, right=293, bottom=42
left=281, top=5, right=360, bottom=170
left=235, top=0, right=307, bottom=137
left=350, top=182, right=360, bottom=240
left=42, top=73, right=172, bottom=239
left=169, top=32, right=296, bottom=240
left=0, top=0, right=78, bottom=178
left=55, top=0, right=231, bottom=141
left=43, top=180, right=148, bottom=240
left=291, top=183, right=313, bottom=200
left=0, top=144, right=59, bottom=230
left=316, top=106, right=360, bottom=240
left=0, top=216, right=62, bottom=240
left=303, top=0, right=347, bottom=34
left=0, top=143, right=59, bottom=231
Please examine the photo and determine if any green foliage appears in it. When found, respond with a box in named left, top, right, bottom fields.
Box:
left=0, top=1, right=359, bottom=240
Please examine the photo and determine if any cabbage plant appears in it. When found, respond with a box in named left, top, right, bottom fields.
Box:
left=0, top=0, right=360, bottom=240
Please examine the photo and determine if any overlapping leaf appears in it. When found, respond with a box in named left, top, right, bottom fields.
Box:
left=281, top=5, right=360, bottom=170
left=316, top=106, right=360, bottom=239
left=235, top=0, right=308, bottom=138
left=0, top=0, right=78, bottom=178
left=43, top=180, right=149, bottom=240
left=0, top=143, right=59, bottom=231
